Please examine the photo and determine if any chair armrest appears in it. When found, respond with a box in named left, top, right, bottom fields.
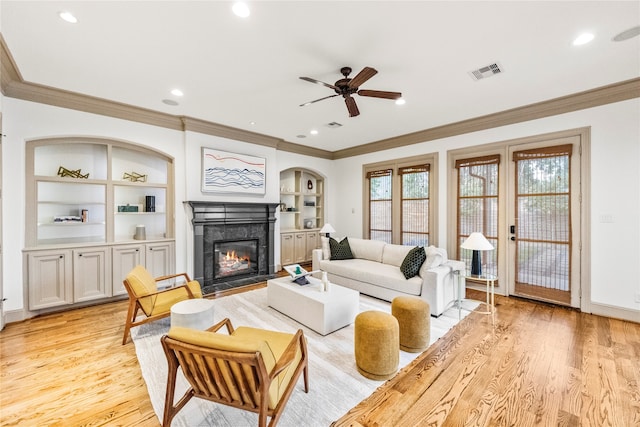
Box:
left=148, top=283, right=195, bottom=298
left=269, top=329, right=305, bottom=380
left=155, top=272, right=193, bottom=286
left=206, top=317, right=235, bottom=334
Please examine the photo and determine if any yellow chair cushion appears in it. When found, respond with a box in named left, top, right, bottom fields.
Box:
left=168, top=325, right=301, bottom=409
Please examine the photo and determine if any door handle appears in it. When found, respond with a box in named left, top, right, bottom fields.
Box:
left=510, top=236, right=516, bottom=241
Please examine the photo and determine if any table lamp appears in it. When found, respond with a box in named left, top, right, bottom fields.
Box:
left=460, top=232, right=494, bottom=276
left=320, top=223, right=336, bottom=238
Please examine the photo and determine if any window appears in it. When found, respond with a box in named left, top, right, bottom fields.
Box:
left=455, top=155, right=500, bottom=276
left=364, top=155, right=435, bottom=245
left=400, top=165, right=430, bottom=246
left=367, top=169, right=392, bottom=243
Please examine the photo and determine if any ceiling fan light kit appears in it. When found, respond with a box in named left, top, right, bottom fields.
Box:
left=299, top=66, right=402, bottom=117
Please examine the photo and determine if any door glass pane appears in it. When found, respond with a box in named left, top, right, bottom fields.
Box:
left=369, top=172, right=392, bottom=243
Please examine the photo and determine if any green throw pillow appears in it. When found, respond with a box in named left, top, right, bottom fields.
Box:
left=329, top=237, right=354, bottom=260
left=400, top=246, right=426, bottom=279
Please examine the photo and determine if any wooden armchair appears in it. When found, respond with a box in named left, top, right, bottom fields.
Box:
left=160, top=318, right=309, bottom=427
left=122, top=265, right=202, bottom=345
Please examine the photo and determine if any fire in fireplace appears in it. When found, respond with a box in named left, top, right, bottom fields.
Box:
left=214, top=239, right=258, bottom=279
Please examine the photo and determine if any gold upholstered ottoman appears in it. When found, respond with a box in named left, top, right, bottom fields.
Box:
left=354, top=310, right=399, bottom=380
left=391, top=296, right=431, bottom=353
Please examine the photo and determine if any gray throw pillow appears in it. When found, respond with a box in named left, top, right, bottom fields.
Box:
left=329, top=237, right=354, bottom=260
left=400, top=246, right=426, bottom=279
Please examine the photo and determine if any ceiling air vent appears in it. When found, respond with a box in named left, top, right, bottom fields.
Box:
left=469, top=62, right=503, bottom=81
left=325, top=122, right=343, bottom=129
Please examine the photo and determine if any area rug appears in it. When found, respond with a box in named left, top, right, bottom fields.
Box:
left=131, top=288, right=477, bottom=426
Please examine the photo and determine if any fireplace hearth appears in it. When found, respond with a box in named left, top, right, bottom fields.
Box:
left=189, top=202, right=279, bottom=294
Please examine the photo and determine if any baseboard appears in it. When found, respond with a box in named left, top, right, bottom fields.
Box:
left=4, top=308, right=27, bottom=325
left=588, top=301, right=640, bottom=323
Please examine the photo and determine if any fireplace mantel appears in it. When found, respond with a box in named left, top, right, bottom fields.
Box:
left=188, top=201, right=279, bottom=293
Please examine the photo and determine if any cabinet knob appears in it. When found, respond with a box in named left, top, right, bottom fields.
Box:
left=79, top=253, right=83, bottom=256
left=59, top=255, right=63, bottom=259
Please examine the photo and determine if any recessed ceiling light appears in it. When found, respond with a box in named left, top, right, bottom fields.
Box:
left=232, top=2, right=250, bottom=18
left=310, top=129, right=318, bottom=135
left=162, top=99, right=179, bottom=106
left=573, top=33, right=594, bottom=46
left=249, top=121, right=256, bottom=125
left=395, top=98, right=406, bottom=105
left=170, top=89, right=183, bottom=97
left=59, top=11, right=78, bottom=23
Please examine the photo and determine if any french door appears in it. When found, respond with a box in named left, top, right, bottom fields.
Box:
left=507, top=136, right=581, bottom=307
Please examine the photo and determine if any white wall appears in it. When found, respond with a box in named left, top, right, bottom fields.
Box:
left=330, top=98, right=640, bottom=318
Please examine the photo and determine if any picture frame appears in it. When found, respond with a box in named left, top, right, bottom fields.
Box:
left=201, top=148, right=266, bottom=194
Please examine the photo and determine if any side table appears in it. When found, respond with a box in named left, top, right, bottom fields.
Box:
left=452, top=270, right=497, bottom=320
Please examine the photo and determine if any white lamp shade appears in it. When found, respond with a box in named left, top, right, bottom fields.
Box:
left=460, top=232, right=494, bottom=251
left=320, top=223, right=336, bottom=234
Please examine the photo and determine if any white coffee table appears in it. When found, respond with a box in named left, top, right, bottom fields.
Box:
left=267, top=275, right=359, bottom=335
left=170, top=298, right=215, bottom=330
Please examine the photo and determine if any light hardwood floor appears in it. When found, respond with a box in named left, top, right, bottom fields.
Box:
left=1, top=285, right=638, bottom=426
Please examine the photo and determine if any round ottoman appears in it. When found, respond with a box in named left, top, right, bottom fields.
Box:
left=391, top=296, right=430, bottom=353
left=354, top=311, right=399, bottom=380
left=170, top=299, right=215, bottom=330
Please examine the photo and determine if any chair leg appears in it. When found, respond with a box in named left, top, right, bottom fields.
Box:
left=122, top=299, right=139, bottom=345
left=161, top=336, right=194, bottom=426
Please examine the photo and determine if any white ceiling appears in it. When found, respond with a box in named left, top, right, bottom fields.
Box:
left=1, top=1, right=639, bottom=152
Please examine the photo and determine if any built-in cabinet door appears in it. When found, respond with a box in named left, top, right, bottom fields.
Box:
left=145, top=241, right=175, bottom=279
left=112, top=244, right=145, bottom=296
left=73, top=247, right=111, bottom=302
left=281, top=233, right=294, bottom=265
left=305, top=231, right=319, bottom=261
left=28, top=249, right=73, bottom=310
left=294, top=233, right=306, bottom=263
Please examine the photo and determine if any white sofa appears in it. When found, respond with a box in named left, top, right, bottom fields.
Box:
left=312, top=237, right=464, bottom=316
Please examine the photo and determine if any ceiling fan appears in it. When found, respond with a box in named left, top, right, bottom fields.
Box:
left=299, top=66, right=402, bottom=117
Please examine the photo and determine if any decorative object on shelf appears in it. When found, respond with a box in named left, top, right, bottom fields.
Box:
left=54, top=215, right=82, bottom=222
left=460, top=232, right=494, bottom=276
left=122, top=171, right=148, bottom=182
left=304, top=201, right=316, bottom=206
left=133, top=224, right=146, bottom=240
left=81, top=209, right=88, bottom=223
left=307, top=179, right=313, bottom=190
left=320, top=223, right=336, bottom=238
left=118, top=204, right=139, bottom=212
left=145, top=196, right=156, bottom=212
left=304, top=219, right=314, bottom=229
left=280, top=202, right=286, bottom=212
left=201, top=147, right=266, bottom=194
left=57, top=166, right=89, bottom=179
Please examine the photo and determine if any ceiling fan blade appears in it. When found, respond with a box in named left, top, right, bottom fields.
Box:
left=345, top=96, right=360, bottom=117
left=357, top=89, right=402, bottom=100
left=300, top=94, right=339, bottom=107
left=299, top=76, right=339, bottom=90
left=347, top=67, right=377, bottom=89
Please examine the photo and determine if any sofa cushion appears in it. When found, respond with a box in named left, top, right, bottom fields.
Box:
left=382, top=244, right=415, bottom=267
left=419, top=246, right=448, bottom=278
left=400, top=246, right=426, bottom=279
left=348, top=237, right=386, bottom=262
left=330, top=237, right=354, bottom=260
left=319, top=258, right=423, bottom=295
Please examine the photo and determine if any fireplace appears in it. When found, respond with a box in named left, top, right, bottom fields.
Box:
left=189, top=202, right=279, bottom=294
left=214, top=239, right=258, bottom=279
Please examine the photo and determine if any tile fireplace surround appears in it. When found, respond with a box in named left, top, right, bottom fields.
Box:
left=188, top=201, right=279, bottom=294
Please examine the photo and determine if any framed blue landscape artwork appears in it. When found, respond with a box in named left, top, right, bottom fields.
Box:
left=201, top=148, right=266, bottom=194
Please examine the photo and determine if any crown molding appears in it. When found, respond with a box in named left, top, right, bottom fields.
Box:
left=2, top=33, right=638, bottom=160
left=333, top=77, right=640, bottom=159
